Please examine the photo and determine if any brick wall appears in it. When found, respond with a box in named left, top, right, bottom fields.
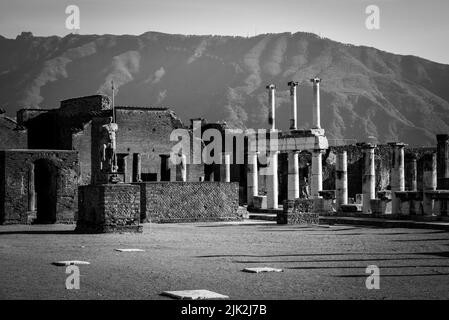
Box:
left=0, top=115, right=27, bottom=149
left=0, top=150, right=79, bottom=224
left=135, top=181, right=240, bottom=223
left=77, top=184, right=141, bottom=232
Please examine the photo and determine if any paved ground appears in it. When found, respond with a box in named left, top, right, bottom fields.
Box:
left=1, top=221, right=449, bottom=299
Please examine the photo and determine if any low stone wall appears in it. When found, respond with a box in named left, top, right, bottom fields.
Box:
left=278, top=199, right=319, bottom=225
left=135, top=182, right=241, bottom=223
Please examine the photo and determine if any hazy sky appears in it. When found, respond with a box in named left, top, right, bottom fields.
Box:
left=0, top=0, right=448, bottom=64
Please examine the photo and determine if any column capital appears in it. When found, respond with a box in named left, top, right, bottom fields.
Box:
left=387, top=142, right=407, bottom=148
left=310, top=77, right=321, bottom=84
left=266, top=84, right=276, bottom=90
left=287, top=81, right=299, bottom=87
left=359, top=142, right=376, bottom=150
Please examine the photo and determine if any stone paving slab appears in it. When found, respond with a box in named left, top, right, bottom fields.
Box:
left=242, top=267, right=283, bottom=273
left=52, top=260, right=90, bottom=266
left=161, top=289, right=229, bottom=300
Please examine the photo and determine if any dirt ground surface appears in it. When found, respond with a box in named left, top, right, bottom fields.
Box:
left=1, top=221, right=449, bottom=300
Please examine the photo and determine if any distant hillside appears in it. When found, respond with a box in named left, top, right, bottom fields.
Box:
left=1, top=31, right=449, bottom=146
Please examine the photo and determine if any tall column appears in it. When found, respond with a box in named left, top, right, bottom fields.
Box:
left=267, top=151, right=279, bottom=209
left=266, top=84, right=276, bottom=131
left=405, top=154, right=417, bottom=191
left=221, top=153, right=231, bottom=182
left=180, top=154, right=187, bottom=182
left=132, top=153, right=141, bottom=182
left=310, top=78, right=321, bottom=129
left=362, top=143, right=376, bottom=214
left=437, top=134, right=449, bottom=189
left=247, top=152, right=258, bottom=207
left=335, top=151, right=348, bottom=210
left=28, top=163, right=36, bottom=212
left=311, top=150, right=323, bottom=198
left=389, top=143, right=406, bottom=214
left=423, top=152, right=437, bottom=215
left=287, top=81, right=298, bottom=130
left=287, top=151, right=300, bottom=200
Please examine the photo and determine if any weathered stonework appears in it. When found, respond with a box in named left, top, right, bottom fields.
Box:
left=136, top=182, right=240, bottom=223
left=278, top=199, right=319, bottom=225
left=76, top=184, right=142, bottom=233
left=0, top=150, right=79, bottom=224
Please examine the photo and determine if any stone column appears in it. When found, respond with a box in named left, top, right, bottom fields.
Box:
left=287, top=151, right=300, bottom=200
left=335, top=151, right=348, bottom=210
left=267, top=151, right=279, bottom=209
left=221, top=153, right=231, bottom=182
left=287, top=81, right=298, bottom=130
left=389, top=143, right=406, bottom=214
left=437, top=134, right=449, bottom=189
left=180, top=154, right=187, bottom=182
left=405, top=154, right=417, bottom=191
left=423, top=152, right=437, bottom=215
left=362, top=143, right=376, bottom=214
left=132, top=153, right=141, bottom=182
left=266, top=84, right=276, bottom=131
left=28, top=163, right=36, bottom=212
left=247, top=152, right=258, bottom=207
left=311, top=149, right=323, bottom=198
left=310, top=78, right=321, bottom=129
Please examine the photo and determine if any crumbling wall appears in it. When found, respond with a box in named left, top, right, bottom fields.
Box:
left=0, top=150, right=79, bottom=224
left=136, top=181, right=240, bottom=223
left=0, top=114, right=27, bottom=149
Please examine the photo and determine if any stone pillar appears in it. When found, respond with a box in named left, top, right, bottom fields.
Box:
left=405, top=154, right=417, bottom=191
left=423, top=152, right=437, bottom=215
left=335, top=151, right=348, bottom=210
left=310, top=78, right=321, bottom=129
left=362, top=143, right=376, bottom=214
left=311, top=150, right=323, bottom=198
left=221, top=153, right=231, bottom=182
left=132, top=153, right=141, bottom=182
left=180, top=154, right=187, bottom=182
left=287, top=151, right=300, bottom=200
left=266, top=84, right=276, bottom=131
left=247, top=152, right=258, bottom=207
left=28, top=163, right=36, bottom=212
left=389, top=143, right=406, bottom=214
left=287, top=81, right=298, bottom=130
left=267, top=151, right=279, bottom=209
left=437, top=134, right=449, bottom=189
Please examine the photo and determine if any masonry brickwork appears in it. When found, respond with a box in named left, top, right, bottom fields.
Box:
left=136, top=181, right=241, bottom=223
left=0, top=150, right=79, bottom=224
left=77, top=184, right=142, bottom=233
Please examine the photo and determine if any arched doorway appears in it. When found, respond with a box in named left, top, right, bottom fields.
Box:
left=34, top=159, right=57, bottom=224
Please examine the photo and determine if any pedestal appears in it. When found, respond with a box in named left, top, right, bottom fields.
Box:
left=76, top=184, right=142, bottom=233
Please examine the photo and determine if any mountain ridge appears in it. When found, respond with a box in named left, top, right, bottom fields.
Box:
left=1, top=30, right=448, bottom=146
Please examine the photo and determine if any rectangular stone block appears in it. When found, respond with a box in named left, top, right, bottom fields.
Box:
left=278, top=199, right=319, bottom=225
left=253, top=196, right=267, bottom=210
left=76, top=184, right=142, bottom=233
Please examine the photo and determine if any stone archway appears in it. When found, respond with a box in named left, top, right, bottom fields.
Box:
left=34, top=159, right=57, bottom=224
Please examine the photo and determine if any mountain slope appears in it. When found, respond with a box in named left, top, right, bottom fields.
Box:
left=1, top=31, right=449, bottom=146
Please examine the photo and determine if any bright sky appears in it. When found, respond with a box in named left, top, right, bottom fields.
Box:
left=0, top=0, right=448, bottom=64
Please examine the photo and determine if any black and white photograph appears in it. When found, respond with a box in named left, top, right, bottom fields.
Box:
left=1, top=0, right=449, bottom=309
